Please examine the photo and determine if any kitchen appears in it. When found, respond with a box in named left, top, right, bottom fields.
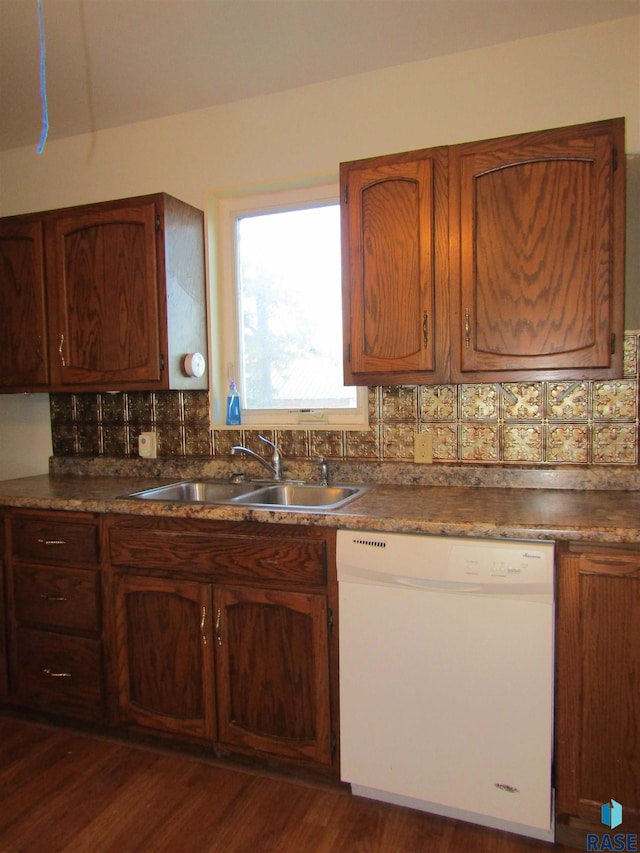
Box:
left=0, top=2, right=639, bottom=851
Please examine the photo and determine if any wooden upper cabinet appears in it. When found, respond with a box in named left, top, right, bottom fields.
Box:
left=46, top=200, right=162, bottom=388
left=341, top=118, right=625, bottom=385
left=0, top=218, right=49, bottom=390
left=341, top=147, right=450, bottom=384
left=450, top=118, right=625, bottom=382
left=0, top=193, right=208, bottom=393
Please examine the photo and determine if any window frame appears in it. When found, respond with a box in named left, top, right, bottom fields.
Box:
left=207, top=179, right=368, bottom=429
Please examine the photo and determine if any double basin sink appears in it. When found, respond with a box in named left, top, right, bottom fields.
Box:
left=122, top=479, right=368, bottom=510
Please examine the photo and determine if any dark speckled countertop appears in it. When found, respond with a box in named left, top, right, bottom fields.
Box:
left=0, top=472, right=639, bottom=544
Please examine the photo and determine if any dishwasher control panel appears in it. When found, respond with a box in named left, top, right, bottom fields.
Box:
left=337, top=531, right=554, bottom=597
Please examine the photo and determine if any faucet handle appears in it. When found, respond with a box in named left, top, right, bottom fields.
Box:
left=258, top=434, right=277, bottom=452
left=258, top=434, right=283, bottom=480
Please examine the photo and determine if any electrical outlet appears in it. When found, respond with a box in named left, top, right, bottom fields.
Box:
left=138, top=431, right=157, bottom=459
left=414, top=432, right=433, bottom=464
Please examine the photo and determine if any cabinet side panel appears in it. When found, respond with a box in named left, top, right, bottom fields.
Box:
left=162, top=195, right=208, bottom=390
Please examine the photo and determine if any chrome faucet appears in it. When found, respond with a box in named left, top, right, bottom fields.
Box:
left=231, top=435, right=283, bottom=480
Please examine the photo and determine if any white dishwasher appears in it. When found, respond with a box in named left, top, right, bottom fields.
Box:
left=337, top=530, right=555, bottom=842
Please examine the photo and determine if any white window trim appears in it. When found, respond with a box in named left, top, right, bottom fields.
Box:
left=206, top=178, right=368, bottom=429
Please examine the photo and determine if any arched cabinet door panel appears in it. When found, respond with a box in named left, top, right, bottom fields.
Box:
left=341, top=146, right=450, bottom=385
left=113, top=573, right=216, bottom=740
left=450, top=118, right=625, bottom=382
left=214, top=585, right=332, bottom=766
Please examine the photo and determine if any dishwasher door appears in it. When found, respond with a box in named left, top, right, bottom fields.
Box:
left=337, top=531, right=555, bottom=842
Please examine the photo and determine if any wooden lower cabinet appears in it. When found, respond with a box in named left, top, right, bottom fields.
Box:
left=12, top=626, right=103, bottom=721
left=107, top=517, right=337, bottom=775
left=113, top=574, right=216, bottom=740
left=555, top=541, right=640, bottom=847
left=215, top=585, right=332, bottom=765
left=5, top=510, right=104, bottom=723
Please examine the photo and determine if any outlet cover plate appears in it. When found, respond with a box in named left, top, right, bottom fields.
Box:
left=414, top=432, right=433, bottom=464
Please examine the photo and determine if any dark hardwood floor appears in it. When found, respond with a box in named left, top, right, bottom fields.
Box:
left=0, top=716, right=575, bottom=853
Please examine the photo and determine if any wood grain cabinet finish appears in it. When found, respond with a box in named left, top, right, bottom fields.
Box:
left=107, top=517, right=337, bottom=773
left=0, top=193, right=208, bottom=393
left=5, top=510, right=104, bottom=722
left=450, top=119, right=625, bottom=382
left=555, top=542, right=640, bottom=846
left=0, top=218, right=49, bottom=389
left=215, top=585, right=332, bottom=766
left=341, top=118, right=625, bottom=385
left=113, top=573, right=216, bottom=740
left=341, top=147, right=450, bottom=384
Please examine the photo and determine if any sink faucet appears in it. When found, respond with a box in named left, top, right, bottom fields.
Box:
left=231, top=435, right=283, bottom=480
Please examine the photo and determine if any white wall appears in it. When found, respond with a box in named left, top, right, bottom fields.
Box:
left=0, top=395, right=52, bottom=480
left=0, top=16, right=638, bottom=477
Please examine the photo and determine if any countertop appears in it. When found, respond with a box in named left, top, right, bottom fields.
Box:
left=0, top=473, right=639, bottom=544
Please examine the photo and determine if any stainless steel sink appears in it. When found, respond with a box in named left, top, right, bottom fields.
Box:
left=122, top=480, right=261, bottom=503
left=121, top=480, right=367, bottom=509
left=231, top=483, right=367, bottom=509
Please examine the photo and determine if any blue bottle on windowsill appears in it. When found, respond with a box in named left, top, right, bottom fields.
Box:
left=226, top=380, right=241, bottom=426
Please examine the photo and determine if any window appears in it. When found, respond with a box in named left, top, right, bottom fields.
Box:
left=209, top=181, right=367, bottom=427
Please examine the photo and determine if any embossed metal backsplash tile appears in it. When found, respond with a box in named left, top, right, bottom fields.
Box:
left=51, top=333, right=639, bottom=465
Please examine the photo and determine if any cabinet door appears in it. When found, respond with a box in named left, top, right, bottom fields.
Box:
left=215, top=586, right=332, bottom=766
left=555, top=544, right=640, bottom=844
left=0, top=219, right=49, bottom=389
left=450, top=118, right=625, bottom=381
left=341, top=147, right=449, bottom=384
left=45, top=200, right=163, bottom=388
left=113, top=574, right=216, bottom=740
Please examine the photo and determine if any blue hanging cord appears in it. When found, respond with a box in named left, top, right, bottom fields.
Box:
left=36, top=0, right=49, bottom=154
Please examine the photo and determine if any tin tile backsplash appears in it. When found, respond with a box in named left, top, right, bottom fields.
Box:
left=50, top=332, right=640, bottom=466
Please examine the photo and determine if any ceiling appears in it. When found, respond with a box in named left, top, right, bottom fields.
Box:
left=0, top=0, right=638, bottom=153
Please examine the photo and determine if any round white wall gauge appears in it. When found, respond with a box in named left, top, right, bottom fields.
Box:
left=183, top=352, right=206, bottom=378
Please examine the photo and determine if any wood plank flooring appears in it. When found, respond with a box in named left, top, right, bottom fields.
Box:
left=0, top=716, right=575, bottom=853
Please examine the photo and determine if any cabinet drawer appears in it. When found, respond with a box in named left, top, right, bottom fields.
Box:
left=13, top=565, right=100, bottom=632
left=109, top=528, right=327, bottom=586
left=12, top=517, right=99, bottom=566
left=13, top=627, right=103, bottom=721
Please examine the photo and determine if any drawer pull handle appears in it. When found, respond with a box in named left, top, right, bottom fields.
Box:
left=200, top=606, right=207, bottom=645
left=215, top=607, right=222, bottom=646
left=42, top=668, right=71, bottom=679
left=39, top=594, right=68, bottom=602
left=37, top=538, right=67, bottom=546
